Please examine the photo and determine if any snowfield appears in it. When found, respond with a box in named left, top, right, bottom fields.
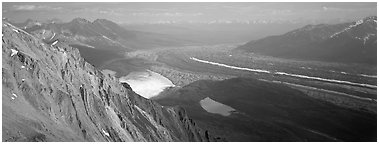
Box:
left=119, top=70, right=175, bottom=99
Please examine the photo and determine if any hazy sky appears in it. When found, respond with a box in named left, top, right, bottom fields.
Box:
left=2, top=2, right=377, bottom=24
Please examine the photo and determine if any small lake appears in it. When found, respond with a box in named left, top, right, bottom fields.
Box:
left=119, top=70, right=175, bottom=99
left=199, top=97, right=236, bottom=116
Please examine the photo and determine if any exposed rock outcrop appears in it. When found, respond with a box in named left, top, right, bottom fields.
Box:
left=2, top=21, right=221, bottom=142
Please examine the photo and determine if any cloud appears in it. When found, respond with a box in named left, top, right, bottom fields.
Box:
left=98, top=10, right=122, bottom=16
left=129, top=12, right=203, bottom=17
left=12, top=4, right=62, bottom=11
left=13, top=5, right=36, bottom=10
left=271, top=9, right=292, bottom=15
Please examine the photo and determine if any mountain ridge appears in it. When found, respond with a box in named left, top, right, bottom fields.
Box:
left=2, top=21, right=221, bottom=142
left=236, top=16, right=377, bottom=64
left=10, top=17, right=197, bottom=51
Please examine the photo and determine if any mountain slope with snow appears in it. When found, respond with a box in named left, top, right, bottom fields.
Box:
left=236, top=16, right=377, bottom=64
left=2, top=21, right=221, bottom=142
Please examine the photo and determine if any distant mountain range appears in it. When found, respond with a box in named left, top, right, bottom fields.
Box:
left=8, top=17, right=311, bottom=47
left=10, top=18, right=196, bottom=51
left=8, top=18, right=201, bottom=69
left=236, top=16, right=377, bottom=65
left=122, top=22, right=305, bottom=44
left=120, top=17, right=354, bottom=25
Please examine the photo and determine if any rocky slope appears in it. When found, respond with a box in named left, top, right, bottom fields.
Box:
left=236, top=16, right=377, bottom=64
left=2, top=21, right=221, bottom=142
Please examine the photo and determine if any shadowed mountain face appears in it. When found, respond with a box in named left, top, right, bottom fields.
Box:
left=154, top=78, right=377, bottom=142
left=236, top=16, right=377, bottom=65
left=2, top=21, right=221, bottom=142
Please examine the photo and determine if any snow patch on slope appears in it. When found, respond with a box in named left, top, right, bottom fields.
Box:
left=11, top=93, right=18, bottom=100
left=51, top=40, right=58, bottom=46
left=49, top=33, right=56, bottom=40
left=102, top=129, right=110, bottom=137
left=12, top=29, right=19, bottom=33
left=102, top=35, right=113, bottom=41
left=330, top=19, right=365, bottom=38
left=10, top=49, right=18, bottom=56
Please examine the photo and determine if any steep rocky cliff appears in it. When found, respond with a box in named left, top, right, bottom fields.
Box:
left=2, top=21, right=221, bottom=142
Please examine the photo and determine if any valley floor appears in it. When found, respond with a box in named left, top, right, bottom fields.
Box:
left=148, top=44, right=377, bottom=113
left=77, top=42, right=377, bottom=141
left=90, top=42, right=376, bottom=113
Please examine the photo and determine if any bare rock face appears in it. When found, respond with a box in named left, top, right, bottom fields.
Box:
left=2, top=21, right=221, bottom=142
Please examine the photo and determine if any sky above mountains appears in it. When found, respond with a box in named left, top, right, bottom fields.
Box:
left=2, top=2, right=377, bottom=24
